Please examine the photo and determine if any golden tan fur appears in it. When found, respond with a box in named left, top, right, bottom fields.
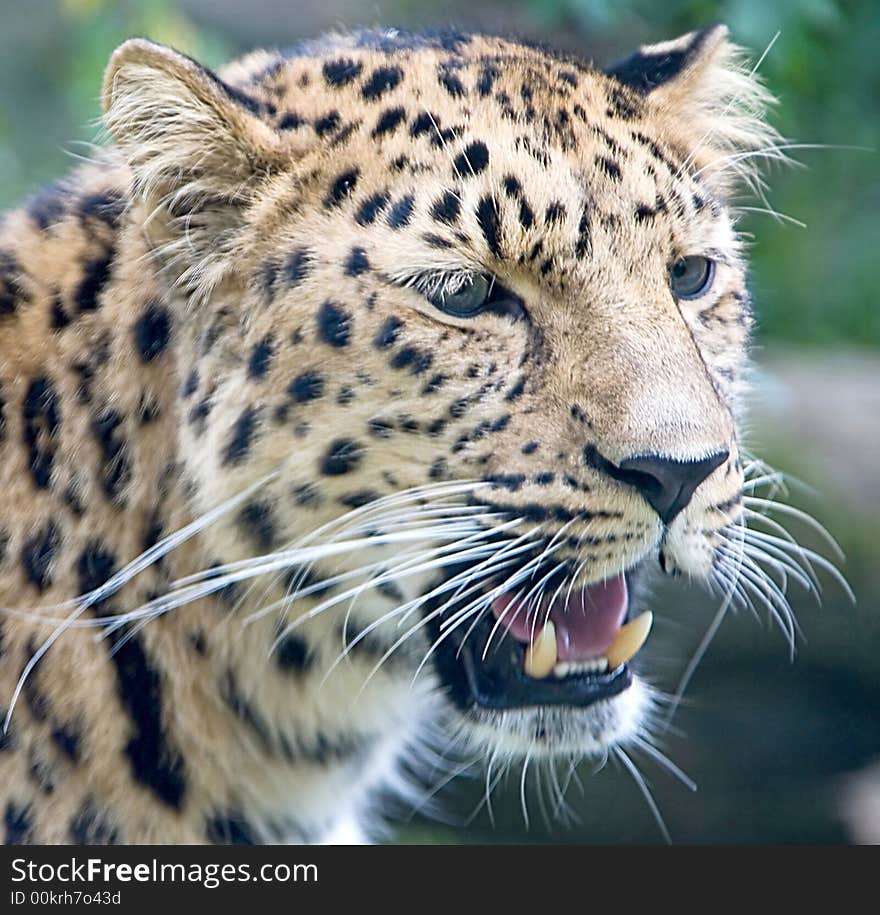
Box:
left=0, top=26, right=779, bottom=843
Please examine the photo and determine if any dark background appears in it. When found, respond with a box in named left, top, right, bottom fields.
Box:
left=1, top=0, right=878, bottom=843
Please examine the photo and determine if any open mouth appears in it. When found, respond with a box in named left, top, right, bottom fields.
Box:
left=428, top=567, right=653, bottom=711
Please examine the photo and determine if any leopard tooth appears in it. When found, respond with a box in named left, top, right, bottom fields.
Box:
left=604, top=611, right=653, bottom=669
left=524, top=621, right=557, bottom=679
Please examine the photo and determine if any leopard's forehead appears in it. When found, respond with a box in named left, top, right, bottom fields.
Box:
left=220, top=30, right=735, bottom=297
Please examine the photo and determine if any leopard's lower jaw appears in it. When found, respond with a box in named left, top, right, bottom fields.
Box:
left=449, top=676, right=653, bottom=760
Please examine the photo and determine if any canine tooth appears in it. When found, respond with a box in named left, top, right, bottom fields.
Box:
left=604, top=611, right=653, bottom=669
left=524, top=621, right=557, bottom=679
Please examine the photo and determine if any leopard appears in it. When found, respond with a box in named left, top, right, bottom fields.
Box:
left=0, top=22, right=798, bottom=844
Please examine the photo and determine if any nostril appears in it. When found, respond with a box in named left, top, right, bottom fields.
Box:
left=617, top=450, right=728, bottom=524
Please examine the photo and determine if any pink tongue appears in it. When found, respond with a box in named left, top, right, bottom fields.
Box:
left=491, top=574, right=628, bottom=662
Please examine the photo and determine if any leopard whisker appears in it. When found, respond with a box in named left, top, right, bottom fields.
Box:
left=614, top=746, right=671, bottom=844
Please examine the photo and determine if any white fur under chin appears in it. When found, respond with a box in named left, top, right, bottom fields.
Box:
left=449, top=676, right=654, bottom=760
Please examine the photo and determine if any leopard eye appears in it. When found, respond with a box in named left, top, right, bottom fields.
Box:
left=431, top=274, right=491, bottom=317
left=670, top=256, right=715, bottom=300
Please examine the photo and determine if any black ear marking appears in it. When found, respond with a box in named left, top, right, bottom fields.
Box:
left=605, top=24, right=724, bottom=95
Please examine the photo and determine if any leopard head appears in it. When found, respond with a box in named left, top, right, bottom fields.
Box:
left=102, top=25, right=781, bottom=770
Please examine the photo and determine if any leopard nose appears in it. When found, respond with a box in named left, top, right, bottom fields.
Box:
left=617, top=450, right=729, bottom=524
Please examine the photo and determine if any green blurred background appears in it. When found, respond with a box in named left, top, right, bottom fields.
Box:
left=1, top=0, right=878, bottom=843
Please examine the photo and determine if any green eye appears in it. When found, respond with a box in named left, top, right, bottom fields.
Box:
left=433, top=274, right=491, bottom=317
left=670, top=256, right=715, bottom=300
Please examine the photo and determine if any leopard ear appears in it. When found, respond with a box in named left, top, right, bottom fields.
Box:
left=606, top=24, right=782, bottom=196
left=102, top=40, right=293, bottom=293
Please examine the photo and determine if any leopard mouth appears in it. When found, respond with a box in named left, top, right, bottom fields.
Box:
left=427, top=563, right=652, bottom=711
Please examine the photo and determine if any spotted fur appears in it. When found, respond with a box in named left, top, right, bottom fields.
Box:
left=0, top=25, right=786, bottom=843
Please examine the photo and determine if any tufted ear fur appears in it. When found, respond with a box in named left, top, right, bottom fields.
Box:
left=102, top=39, right=292, bottom=295
left=607, top=24, right=782, bottom=197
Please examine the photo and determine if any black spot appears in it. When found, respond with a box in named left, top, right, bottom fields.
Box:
left=409, top=112, right=436, bottom=137
left=606, top=84, right=641, bottom=120
left=518, top=199, right=535, bottom=230
left=521, top=441, right=539, bottom=454
left=422, top=373, right=446, bottom=394
left=27, top=183, right=67, bottom=229
left=486, top=473, right=526, bottom=491
left=292, top=482, right=323, bottom=506
left=222, top=406, right=257, bottom=466
left=91, top=409, right=131, bottom=500
left=21, top=523, right=59, bottom=591
left=133, top=302, right=172, bottom=362
left=345, top=246, right=370, bottom=276
left=453, top=140, right=489, bottom=175
left=182, top=369, right=199, bottom=397
left=206, top=813, right=258, bottom=845
left=78, top=189, right=125, bottom=225
left=598, top=157, right=622, bottom=181
left=283, top=248, right=310, bottom=286
left=387, top=194, right=415, bottom=229
left=505, top=378, right=526, bottom=401
left=356, top=191, right=390, bottom=226
left=323, top=57, right=363, bottom=87
left=390, top=346, right=433, bottom=375
left=22, top=376, right=60, bottom=489
left=107, top=632, right=187, bottom=808
left=278, top=111, right=304, bottom=130
left=362, top=65, right=403, bottom=100
left=429, top=457, right=447, bottom=479
left=317, top=301, right=352, bottom=347
left=545, top=202, right=566, bottom=224
left=324, top=168, right=360, bottom=207
left=275, top=633, right=312, bottom=674
left=142, top=513, right=164, bottom=551
left=635, top=204, right=656, bottom=222
left=188, top=399, right=211, bottom=431
left=75, top=246, right=115, bottom=313
left=431, top=191, right=461, bottom=224
left=576, top=208, right=592, bottom=258
left=438, top=67, right=466, bottom=97
left=288, top=371, right=324, bottom=403
left=423, top=233, right=451, bottom=249
left=477, top=63, right=500, bottom=96
left=476, top=195, right=502, bottom=256
left=189, top=631, right=207, bottom=656
left=502, top=175, right=522, bottom=196
left=0, top=251, right=27, bottom=317
left=248, top=336, right=275, bottom=380
left=373, top=316, right=403, bottom=348
left=51, top=724, right=81, bottom=761
left=339, top=489, right=381, bottom=508
left=77, top=542, right=116, bottom=597
left=238, top=500, right=277, bottom=551
left=313, top=110, right=341, bottom=137
left=4, top=802, right=32, bottom=843
left=321, top=438, right=363, bottom=475
left=367, top=418, right=394, bottom=439
left=70, top=801, right=118, bottom=844
left=139, top=396, right=161, bottom=425
left=534, top=471, right=555, bottom=485
left=50, top=297, right=71, bottom=330
left=373, top=106, right=406, bottom=137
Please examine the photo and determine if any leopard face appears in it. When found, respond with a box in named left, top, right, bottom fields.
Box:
left=96, top=25, right=778, bottom=776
